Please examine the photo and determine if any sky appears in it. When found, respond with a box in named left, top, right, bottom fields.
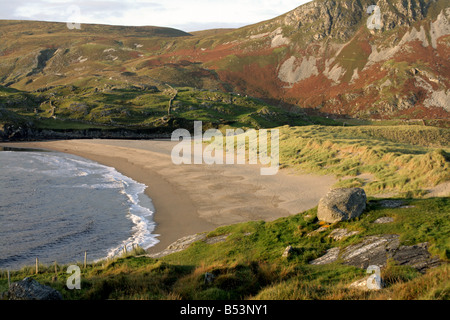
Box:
left=0, top=0, right=312, bottom=32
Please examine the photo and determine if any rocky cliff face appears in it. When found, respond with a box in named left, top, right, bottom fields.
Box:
left=0, top=0, right=448, bottom=120
left=221, top=0, right=449, bottom=119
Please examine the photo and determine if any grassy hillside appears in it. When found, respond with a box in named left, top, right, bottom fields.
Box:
left=0, top=84, right=313, bottom=132
left=1, top=0, right=449, bottom=121
left=1, top=197, right=448, bottom=300
left=277, top=125, right=450, bottom=196
left=209, top=124, right=449, bottom=197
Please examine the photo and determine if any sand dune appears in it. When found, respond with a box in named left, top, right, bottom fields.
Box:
left=1, top=139, right=336, bottom=253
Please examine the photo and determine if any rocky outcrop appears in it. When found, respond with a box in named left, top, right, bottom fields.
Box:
left=328, top=228, right=360, bottom=240
left=317, top=188, right=367, bottom=223
left=281, top=0, right=431, bottom=42
left=391, top=243, right=441, bottom=273
left=146, top=233, right=233, bottom=259
left=310, top=234, right=441, bottom=273
left=309, top=247, right=341, bottom=265
left=340, top=235, right=400, bottom=269
left=7, top=277, right=63, bottom=300
left=148, top=234, right=208, bottom=259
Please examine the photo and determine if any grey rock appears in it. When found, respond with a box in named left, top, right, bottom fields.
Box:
left=373, top=217, right=394, bottom=224
left=147, top=233, right=207, bottom=258
left=392, top=243, right=441, bottom=273
left=341, top=235, right=400, bottom=269
left=309, top=247, right=340, bottom=265
left=282, top=245, right=293, bottom=258
left=317, top=188, right=367, bottom=223
left=379, top=200, right=405, bottom=208
left=204, top=234, right=230, bottom=245
left=8, top=277, right=63, bottom=300
left=328, top=228, right=360, bottom=241
left=311, top=234, right=441, bottom=272
left=306, top=226, right=328, bottom=237
left=349, top=275, right=385, bottom=291
left=146, top=233, right=235, bottom=259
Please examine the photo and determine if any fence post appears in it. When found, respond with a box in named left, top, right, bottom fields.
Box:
left=84, top=251, right=87, bottom=269
left=7, top=270, right=11, bottom=288
left=35, top=258, right=39, bottom=275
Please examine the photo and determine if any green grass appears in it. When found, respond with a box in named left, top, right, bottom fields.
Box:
left=277, top=125, right=450, bottom=196
left=1, top=197, right=448, bottom=300
left=1, top=85, right=312, bottom=133
left=208, top=124, right=448, bottom=196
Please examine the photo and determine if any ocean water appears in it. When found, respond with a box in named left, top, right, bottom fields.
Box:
left=0, top=147, right=159, bottom=270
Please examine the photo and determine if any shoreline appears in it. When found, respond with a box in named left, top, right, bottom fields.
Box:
left=0, top=139, right=337, bottom=254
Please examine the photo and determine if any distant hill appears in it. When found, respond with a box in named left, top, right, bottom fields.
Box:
left=0, top=0, right=449, bottom=120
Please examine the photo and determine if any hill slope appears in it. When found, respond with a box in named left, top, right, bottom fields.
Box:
left=0, top=0, right=449, bottom=121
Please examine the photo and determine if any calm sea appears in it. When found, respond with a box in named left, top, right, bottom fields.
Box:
left=0, top=147, right=159, bottom=270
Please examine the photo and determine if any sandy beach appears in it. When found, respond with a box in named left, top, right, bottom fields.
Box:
left=1, top=139, right=337, bottom=254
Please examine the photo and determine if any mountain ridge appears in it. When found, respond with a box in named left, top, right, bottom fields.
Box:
left=0, top=0, right=449, bottom=121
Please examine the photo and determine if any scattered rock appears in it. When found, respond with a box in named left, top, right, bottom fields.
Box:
left=204, top=234, right=230, bottom=245
left=379, top=200, right=405, bottom=208
left=317, top=188, right=367, bottom=223
left=147, top=233, right=207, bottom=258
left=328, top=228, right=360, bottom=241
left=166, top=234, right=207, bottom=251
left=306, top=226, right=328, bottom=237
left=309, top=248, right=340, bottom=265
left=373, top=217, right=394, bottom=224
left=349, top=275, right=384, bottom=291
left=8, top=277, right=63, bottom=300
left=147, top=233, right=235, bottom=258
left=282, top=245, right=293, bottom=258
left=400, top=205, right=415, bottom=209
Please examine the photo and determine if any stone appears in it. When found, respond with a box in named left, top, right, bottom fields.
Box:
left=147, top=233, right=207, bottom=258
left=378, top=200, right=405, bottom=208
left=340, top=235, right=400, bottom=269
left=282, top=245, right=293, bottom=258
left=8, top=277, right=63, bottom=300
left=328, top=228, right=360, bottom=241
left=146, top=233, right=237, bottom=259
left=306, top=226, right=328, bottom=237
left=310, top=234, right=441, bottom=272
left=392, top=243, right=441, bottom=273
left=204, top=234, right=230, bottom=245
left=317, top=188, right=367, bottom=223
left=309, top=248, right=340, bottom=265
left=349, top=275, right=385, bottom=291
left=373, top=217, right=394, bottom=224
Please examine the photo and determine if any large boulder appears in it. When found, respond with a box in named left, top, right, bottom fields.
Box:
left=8, top=277, right=63, bottom=300
left=317, top=188, right=367, bottom=223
